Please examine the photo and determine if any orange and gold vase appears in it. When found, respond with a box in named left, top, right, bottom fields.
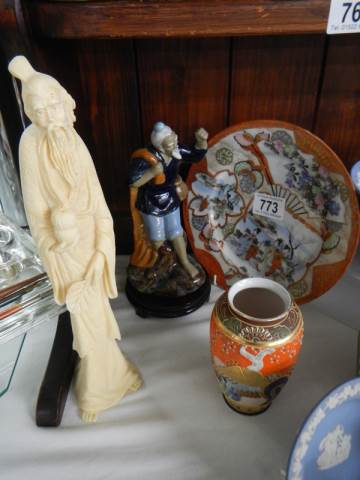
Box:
left=210, top=278, right=303, bottom=415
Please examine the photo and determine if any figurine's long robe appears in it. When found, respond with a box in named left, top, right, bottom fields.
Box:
left=19, top=124, right=139, bottom=414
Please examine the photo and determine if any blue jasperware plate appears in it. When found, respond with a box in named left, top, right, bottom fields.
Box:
left=287, top=377, right=360, bottom=480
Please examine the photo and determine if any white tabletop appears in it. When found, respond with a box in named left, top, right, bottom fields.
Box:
left=1, top=256, right=359, bottom=480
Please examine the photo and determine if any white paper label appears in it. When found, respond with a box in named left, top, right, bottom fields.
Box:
left=327, top=0, right=360, bottom=34
left=252, top=193, right=285, bottom=221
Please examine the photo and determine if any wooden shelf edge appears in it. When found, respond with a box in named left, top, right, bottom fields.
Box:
left=25, top=0, right=330, bottom=39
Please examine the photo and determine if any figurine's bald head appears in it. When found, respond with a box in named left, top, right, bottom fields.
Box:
left=8, top=56, right=75, bottom=129
left=151, top=121, right=181, bottom=160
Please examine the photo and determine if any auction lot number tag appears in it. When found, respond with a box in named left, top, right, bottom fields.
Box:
left=327, top=0, right=360, bottom=34
left=253, top=193, right=285, bottom=221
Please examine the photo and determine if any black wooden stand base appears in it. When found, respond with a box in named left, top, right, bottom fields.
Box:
left=36, top=311, right=78, bottom=427
left=125, top=274, right=211, bottom=318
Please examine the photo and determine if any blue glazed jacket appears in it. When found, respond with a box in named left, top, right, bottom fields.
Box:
left=129, top=145, right=206, bottom=217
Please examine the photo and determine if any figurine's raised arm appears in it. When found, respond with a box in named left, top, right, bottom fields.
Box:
left=194, top=127, right=209, bottom=150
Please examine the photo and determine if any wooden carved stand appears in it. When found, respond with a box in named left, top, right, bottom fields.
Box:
left=36, top=311, right=78, bottom=427
left=125, top=274, right=211, bottom=318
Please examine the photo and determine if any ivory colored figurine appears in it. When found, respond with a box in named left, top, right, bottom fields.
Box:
left=8, top=56, right=142, bottom=422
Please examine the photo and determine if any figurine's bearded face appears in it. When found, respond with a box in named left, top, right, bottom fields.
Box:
left=161, top=132, right=181, bottom=160
left=25, top=83, right=79, bottom=188
left=23, top=75, right=76, bottom=130
left=27, top=90, right=72, bottom=130
left=46, top=125, right=79, bottom=188
left=24, top=89, right=78, bottom=188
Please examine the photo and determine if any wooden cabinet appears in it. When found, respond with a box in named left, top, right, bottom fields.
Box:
left=1, top=0, right=359, bottom=252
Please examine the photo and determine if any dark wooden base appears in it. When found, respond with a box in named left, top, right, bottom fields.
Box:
left=125, top=274, right=211, bottom=318
left=36, top=311, right=78, bottom=427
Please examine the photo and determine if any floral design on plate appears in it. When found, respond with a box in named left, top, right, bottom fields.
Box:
left=216, top=146, right=233, bottom=166
left=184, top=121, right=359, bottom=303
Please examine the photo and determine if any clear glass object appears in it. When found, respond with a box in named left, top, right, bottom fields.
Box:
left=0, top=334, right=26, bottom=397
left=0, top=212, right=63, bottom=395
left=0, top=212, right=43, bottom=289
left=0, top=110, right=26, bottom=226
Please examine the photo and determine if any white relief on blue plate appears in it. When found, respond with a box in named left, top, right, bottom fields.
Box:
left=316, top=424, right=351, bottom=471
left=289, top=381, right=360, bottom=480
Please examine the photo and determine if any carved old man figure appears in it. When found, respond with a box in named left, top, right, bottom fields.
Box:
left=9, top=56, right=142, bottom=422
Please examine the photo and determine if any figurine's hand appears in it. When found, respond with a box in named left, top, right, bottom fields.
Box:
left=151, top=162, right=164, bottom=177
left=51, top=242, right=69, bottom=253
left=51, top=239, right=78, bottom=253
left=194, top=128, right=209, bottom=149
left=85, top=251, right=105, bottom=286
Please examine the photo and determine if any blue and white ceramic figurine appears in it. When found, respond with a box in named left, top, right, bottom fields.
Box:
left=126, top=122, right=211, bottom=317
left=287, top=377, right=360, bottom=480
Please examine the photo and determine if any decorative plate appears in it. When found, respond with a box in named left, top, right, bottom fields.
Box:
left=183, top=121, right=360, bottom=303
left=287, top=377, right=360, bottom=480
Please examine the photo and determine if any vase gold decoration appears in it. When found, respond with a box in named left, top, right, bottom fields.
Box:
left=210, top=278, right=303, bottom=414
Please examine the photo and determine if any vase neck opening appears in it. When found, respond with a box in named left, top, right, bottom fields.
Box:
left=227, top=278, right=291, bottom=324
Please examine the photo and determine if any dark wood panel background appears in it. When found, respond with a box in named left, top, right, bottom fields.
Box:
left=314, top=34, right=360, bottom=167
left=230, top=35, right=326, bottom=129
left=2, top=33, right=360, bottom=252
left=136, top=38, right=230, bottom=144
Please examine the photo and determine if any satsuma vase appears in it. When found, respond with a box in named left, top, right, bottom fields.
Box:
left=210, top=278, right=303, bottom=414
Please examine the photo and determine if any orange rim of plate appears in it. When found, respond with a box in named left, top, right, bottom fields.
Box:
left=183, top=120, right=360, bottom=304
